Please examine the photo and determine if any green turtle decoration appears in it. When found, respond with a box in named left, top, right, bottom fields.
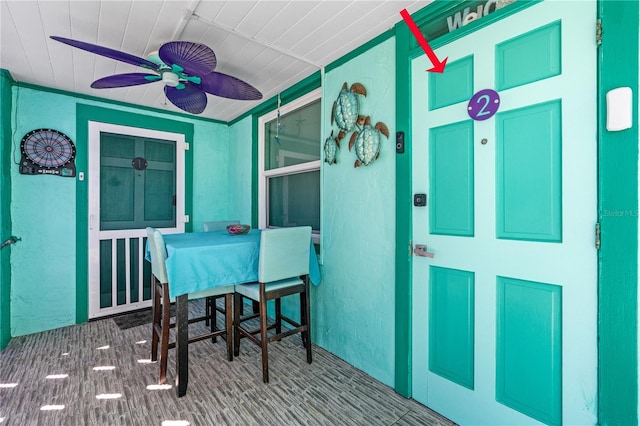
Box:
left=323, top=130, right=342, bottom=165
left=349, top=116, right=389, bottom=168
left=332, top=82, right=367, bottom=143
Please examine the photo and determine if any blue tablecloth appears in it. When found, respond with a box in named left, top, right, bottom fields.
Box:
left=148, top=229, right=321, bottom=299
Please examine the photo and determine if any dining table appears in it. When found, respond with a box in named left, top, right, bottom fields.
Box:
left=148, top=228, right=321, bottom=397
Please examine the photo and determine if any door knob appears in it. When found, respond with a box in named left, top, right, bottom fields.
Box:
left=413, top=244, right=434, bottom=258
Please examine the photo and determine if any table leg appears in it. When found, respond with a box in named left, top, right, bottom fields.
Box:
left=175, top=294, right=189, bottom=397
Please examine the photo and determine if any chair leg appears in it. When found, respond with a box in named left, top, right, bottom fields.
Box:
left=210, top=296, right=218, bottom=343
left=205, top=296, right=211, bottom=327
left=159, top=283, right=171, bottom=384
left=299, top=291, right=307, bottom=349
left=237, top=297, right=256, bottom=315
left=224, top=293, right=233, bottom=362
left=259, top=284, right=269, bottom=383
left=303, top=278, right=312, bottom=364
left=275, top=298, right=282, bottom=335
left=233, top=292, right=242, bottom=357
left=151, top=277, right=161, bottom=362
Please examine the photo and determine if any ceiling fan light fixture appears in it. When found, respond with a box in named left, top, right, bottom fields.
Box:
left=162, top=72, right=180, bottom=87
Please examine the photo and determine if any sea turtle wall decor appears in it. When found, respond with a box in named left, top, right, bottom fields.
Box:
left=332, top=82, right=367, bottom=142
left=324, top=130, right=340, bottom=165
left=349, top=116, right=389, bottom=168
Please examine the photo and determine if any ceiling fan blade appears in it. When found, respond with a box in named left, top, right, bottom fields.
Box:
left=50, top=36, right=159, bottom=71
left=164, top=83, right=207, bottom=114
left=91, top=73, right=161, bottom=89
left=198, top=71, right=262, bottom=100
left=158, top=41, right=216, bottom=76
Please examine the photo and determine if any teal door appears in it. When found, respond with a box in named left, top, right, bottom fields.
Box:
left=411, top=1, right=597, bottom=425
left=88, top=122, right=187, bottom=318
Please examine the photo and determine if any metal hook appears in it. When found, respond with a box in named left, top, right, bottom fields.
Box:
left=1, top=236, right=21, bottom=250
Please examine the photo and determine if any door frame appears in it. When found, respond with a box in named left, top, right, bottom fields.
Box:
left=75, top=104, right=194, bottom=323
left=394, top=1, right=639, bottom=424
left=87, top=122, right=187, bottom=318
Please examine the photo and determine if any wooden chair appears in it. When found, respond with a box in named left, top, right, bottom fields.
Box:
left=202, top=220, right=241, bottom=331
left=146, top=227, right=234, bottom=384
left=233, top=226, right=312, bottom=383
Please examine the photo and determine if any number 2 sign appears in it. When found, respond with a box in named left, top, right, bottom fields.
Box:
left=467, top=89, right=500, bottom=121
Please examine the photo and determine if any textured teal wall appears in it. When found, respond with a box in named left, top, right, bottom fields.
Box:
left=9, top=86, right=230, bottom=336
left=0, top=71, right=13, bottom=349
left=316, top=38, right=397, bottom=386
left=191, top=122, right=234, bottom=231
left=11, top=87, right=78, bottom=335
left=228, top=116, right=253, bottom=226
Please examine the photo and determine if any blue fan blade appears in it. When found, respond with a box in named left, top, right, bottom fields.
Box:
left=158, top=41, right=217, bottom=76
left=164, top=83, right=207, bottom=114
left=91, top=73, right=161, bottom=88
left=198, top=71, right=262, bottom=100
left=50, top=36, right=159, bottom=71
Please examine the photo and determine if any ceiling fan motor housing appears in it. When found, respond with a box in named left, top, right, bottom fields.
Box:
left=162, top=72, right=180, bottom=87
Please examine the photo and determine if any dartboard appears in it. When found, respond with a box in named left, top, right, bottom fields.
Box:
left=19, top=129, right=76, bottom=177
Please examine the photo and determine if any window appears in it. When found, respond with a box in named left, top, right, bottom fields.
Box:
left=258, top=89, right=321, bottom=243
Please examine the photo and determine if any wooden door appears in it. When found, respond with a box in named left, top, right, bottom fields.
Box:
left=411, top=1, right=597, bottom=424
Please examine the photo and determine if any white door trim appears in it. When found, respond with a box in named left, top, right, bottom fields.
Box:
left=87, top=121, right=186, bottom=318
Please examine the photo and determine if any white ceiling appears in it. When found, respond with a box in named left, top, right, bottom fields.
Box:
left=1, top=0, right=429, bottom=122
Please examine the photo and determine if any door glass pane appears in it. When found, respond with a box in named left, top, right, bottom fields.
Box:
left=142, top=237, right=152, bottom=301
left=101, top=166, right=135, bottom=223
left=129, top=238, right=140, bottom=303
left=145, top=139, right=175, bottom=162
left=100, top=132, right=176, bottom=230
left=268, top=170, right=320, bottom=231
left=264, top=99, right=321, bottom=170
left=99, top=240, right=112, bottom=309
left=116, top=238, right=126, bottom=305
left=101, top=134, right=135, bottom=158
left=144, top=169, right=175, bottom=221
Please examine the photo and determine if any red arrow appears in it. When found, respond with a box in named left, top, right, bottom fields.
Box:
left=400, top=8, right=448, bottom=73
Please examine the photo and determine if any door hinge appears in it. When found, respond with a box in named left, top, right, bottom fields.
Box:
left=182, top=142, right=190, bottom=151
left=595, top=222, right=601, bottom=250
left=596, top=19, right=602, bottom=46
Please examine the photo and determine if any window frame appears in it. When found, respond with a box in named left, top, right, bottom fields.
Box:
left=257, top=88, right=321, bottom=243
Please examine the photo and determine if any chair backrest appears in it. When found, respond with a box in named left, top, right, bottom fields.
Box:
left=146, top=227, right=169, bottom=284
left=258, top=226, right=311, bottom=283
left=203, top=220, right=240, bottom=232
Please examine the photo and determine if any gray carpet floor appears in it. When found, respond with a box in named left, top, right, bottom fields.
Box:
left=0, top=300, right=455, bottom=425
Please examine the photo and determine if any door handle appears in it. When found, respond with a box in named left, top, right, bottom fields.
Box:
left=413, top=244, right=434, bottom=258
